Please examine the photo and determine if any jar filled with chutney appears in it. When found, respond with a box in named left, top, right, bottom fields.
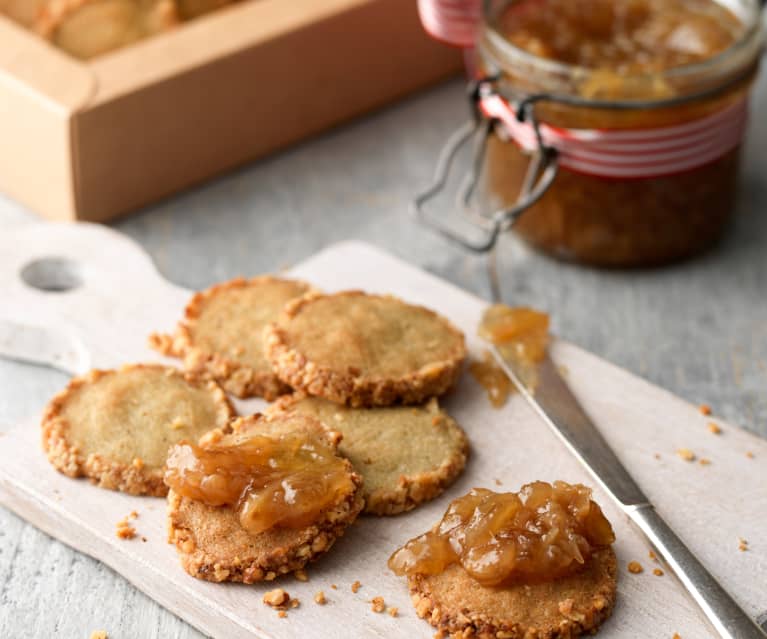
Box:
left=416, top=0, right=765, bottom=267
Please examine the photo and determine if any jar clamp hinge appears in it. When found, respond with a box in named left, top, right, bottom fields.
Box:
left=412, top=77, right=559, bottom=300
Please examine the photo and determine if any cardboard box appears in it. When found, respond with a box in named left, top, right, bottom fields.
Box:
left=0, top=0, right=462, bottom=222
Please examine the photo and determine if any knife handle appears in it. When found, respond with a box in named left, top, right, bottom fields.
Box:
left=628, top=504, right=766, bottom=639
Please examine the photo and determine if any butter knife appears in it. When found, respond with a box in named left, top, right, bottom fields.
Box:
left=490, top=346, right=766, bottom=639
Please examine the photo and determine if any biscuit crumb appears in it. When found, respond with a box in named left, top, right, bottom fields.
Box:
left=263, top=588, right=290, bottom=608
left=141, top=537, right=147, bottom=542
left=673, top=634, right=681, bottom=639
left=388, top=606, right=398, bottom=617
left=627, top=561, right=643, bottom=574
left=132, top=457, right=144, bottom=470
left=129, top=510, right=138, bottom=519
left=115, top=515, right=136, bottom=540
left=90, top=632, right=108, bottom=639
left=277, top=610, right=287, bottom=619
left=331, top=584, right=338, bottom=590
left=707, top=422, right=722, bottom=435
left=294, top=569, right=308, bottom=582
left=648, top=550, right=657, bottom=561
left=676, top=448, right=696, bottom=462
left=738, top=538, right=748, bottom=552
left=289, top=598, right=300, bottom=609
left=314, top=591, right=327, bottom=605
left=699, top=458, right=711, bottom=466
left=494, top=478, right=502, bottom=486
left=746, top=451, right=754, bottom=459
left=653, top=568, right=664, bottom=576
left=371, top=596, right=386, bottom=613
left=351, top=580, right=361, bottom=593
left=699, top=404, right=712, bottom=416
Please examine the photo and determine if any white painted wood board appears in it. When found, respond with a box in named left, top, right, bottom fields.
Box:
left=0, top=222, right=765, bottom=639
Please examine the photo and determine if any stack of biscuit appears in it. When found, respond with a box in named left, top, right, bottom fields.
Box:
left=41, top=275, right=470, bottom=584
left=39, top=274, right=619, bottom=638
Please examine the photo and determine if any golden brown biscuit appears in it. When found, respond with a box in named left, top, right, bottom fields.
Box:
left=409, top=548, right=617, bottom=639
left=150, top=276, right=314, bottom=400
left=41, top=364, right=234, bottom=496
left=0, top=0, right=47, bottom=27
left=35, top=0, right=178, bottom=60
left=264, top=291, right=466, bottom=407
left=271, top=394, right=469, bottom=515
left=166, top=412, right=364, bottom=582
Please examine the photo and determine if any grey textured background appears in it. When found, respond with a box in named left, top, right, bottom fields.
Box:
left=1, top=71, right=765, bottom=638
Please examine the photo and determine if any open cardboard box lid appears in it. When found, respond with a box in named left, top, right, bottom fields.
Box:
left=0, top=0, right=462, bottom=221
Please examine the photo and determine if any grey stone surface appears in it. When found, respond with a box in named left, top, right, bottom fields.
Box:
left=1, top=70, right=766, bottom=638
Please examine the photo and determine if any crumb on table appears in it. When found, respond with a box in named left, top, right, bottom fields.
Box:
left=648, top=550, right=657, bottom=561
left=707, top=422, right=722, bottom=435
left=277, top=610, right=287, bottom=619
left=676, top=448, right=696, bottom=462
left=90, top=631, right=108, bottom=639
left=746, top=451, right=755, bottom=459
left=673, top=634, right=682, bottom=639
left=699, top=458, right=711, bottom=466
left=331, top=584, right=338, bottom=590
left=627, top=561, right=643, bottom=574
left=294, top=569, right=308, bottom=582
left=388, top=606, right=398, bottom=617
left=699, top=404, right=712, bottom=416
left=351, top=580, right=361, bottom=593
left=738, top=538, right=749, bottom=552
left=314, top=591, right=327, bottom=605
left=653, top=568, right=664, bottom=576
left=371, top=596, right=386, bottom=613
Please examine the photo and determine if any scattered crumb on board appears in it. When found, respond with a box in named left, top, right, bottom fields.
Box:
left=627, top=561, right=643, bottom=574
left=738, top=538, right=749, bottom=552
left=115, top=512, right=138, bottom=540
left=351, top=580, right=361, bottom=593
left=371, top=596, right=386, bottom=613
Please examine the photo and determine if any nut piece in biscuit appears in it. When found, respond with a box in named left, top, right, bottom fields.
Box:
left=409, top=549, right=617, bottom=639
left=270, top=394, right=469, bottom=515
left=264, top=291, right=466, bottom=407
left=41, top=364, right=234, bottom=496
left=166, top=413, right=364, bottom=582
left=150, top=276, right=314, bottom=399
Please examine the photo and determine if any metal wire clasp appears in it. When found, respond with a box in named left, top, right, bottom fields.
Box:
left=413, top=77, right=559, bottom=254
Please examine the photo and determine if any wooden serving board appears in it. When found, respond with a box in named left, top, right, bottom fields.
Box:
left=0, top=223, right=765, bottom=639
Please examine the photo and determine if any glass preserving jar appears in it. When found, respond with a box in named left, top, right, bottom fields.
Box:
left=417, top=0, right=765, bottom=267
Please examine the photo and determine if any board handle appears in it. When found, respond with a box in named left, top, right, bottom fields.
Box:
left=629, top=505, right=767, bottom=639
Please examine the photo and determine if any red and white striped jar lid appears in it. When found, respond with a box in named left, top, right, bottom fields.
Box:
left=418, top=0, right=750, bottom=179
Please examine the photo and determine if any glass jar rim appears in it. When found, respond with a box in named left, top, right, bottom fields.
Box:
left=479, top=0, right=765, bottom=106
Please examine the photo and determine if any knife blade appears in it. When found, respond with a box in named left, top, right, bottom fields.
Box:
left=490, top=346, right=766, bottom=639
left=0, top=319, right=88, bottom=375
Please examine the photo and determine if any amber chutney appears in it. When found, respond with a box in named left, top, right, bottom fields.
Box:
left=479, top=0, right=764, bottom=266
